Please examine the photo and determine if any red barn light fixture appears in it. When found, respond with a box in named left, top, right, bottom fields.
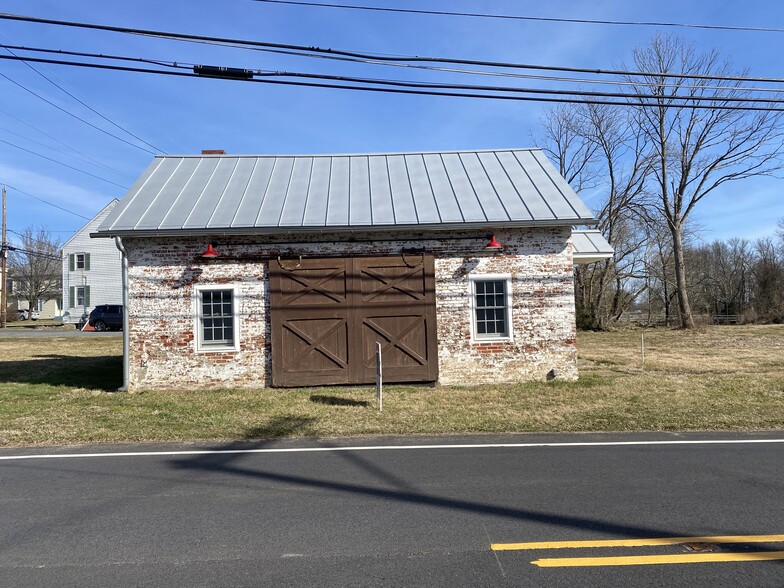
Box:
left=485, top=234, right=503, bottom=251
left=201, top=243, right=219, bottom=258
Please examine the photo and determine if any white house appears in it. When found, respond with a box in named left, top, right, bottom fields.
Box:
left=62, top=199, right=122, bottom=326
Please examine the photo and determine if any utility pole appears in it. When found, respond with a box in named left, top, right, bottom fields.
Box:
left=1, top=185, right=6, bottom=328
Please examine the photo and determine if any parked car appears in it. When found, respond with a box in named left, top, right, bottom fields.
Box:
left=16, top=309, right=39, bottom=321
left=88, top=305, right=123, bottom=331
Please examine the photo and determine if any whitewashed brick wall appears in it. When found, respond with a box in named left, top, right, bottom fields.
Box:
left=122, top=226, right=576, bottom=391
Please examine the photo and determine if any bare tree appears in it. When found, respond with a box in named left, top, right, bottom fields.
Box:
left=643, top=220, right=678, bottom=325
left=538, top=104, right=600, bottom=192
left=539, top=102, right=650, bottom=328
left=624, top=34, right=783, bottom=328
left=8, top=227, right=61, bottom=314
left=580, top=104, right=651, bottom=328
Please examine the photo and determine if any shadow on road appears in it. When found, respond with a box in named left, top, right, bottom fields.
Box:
left=167, top=426, right=772, bottom=545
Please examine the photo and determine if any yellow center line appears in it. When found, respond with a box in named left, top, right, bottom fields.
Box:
left=532, top=551, right=784, bottom=568
left=491, top=534, right=784, bottom=551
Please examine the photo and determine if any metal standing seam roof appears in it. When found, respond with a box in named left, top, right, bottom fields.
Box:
left=572, top=229, right=614, bottom=263
left=93, top=148, right=597, bottom=237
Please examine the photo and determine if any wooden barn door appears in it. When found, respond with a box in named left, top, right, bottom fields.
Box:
left=354, top=255, right=438, bottom=384
left=270, top=254, right=437, bottom=387
left=270, top=257, right=352, bottom=387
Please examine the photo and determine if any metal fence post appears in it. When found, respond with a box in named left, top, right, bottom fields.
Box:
left=375, top=342, right=383, bottom=412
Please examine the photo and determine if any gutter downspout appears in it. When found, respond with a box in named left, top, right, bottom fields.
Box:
left=114, top=236, right=129, bottom=392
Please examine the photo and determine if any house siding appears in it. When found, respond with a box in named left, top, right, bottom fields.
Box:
left=62, top=201, right=123, bottom=324
left=122, top=226, right=576, bottom=391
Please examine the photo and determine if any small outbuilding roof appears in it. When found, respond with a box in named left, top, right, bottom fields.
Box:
left=572, top=229, right=614, bottom=263
left=93, top=149, right=597, bottom=237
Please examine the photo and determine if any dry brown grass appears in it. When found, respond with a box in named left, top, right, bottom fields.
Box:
left=0, top=325, right=782, bottom=446
left=579, top=324, right=784, bottom=375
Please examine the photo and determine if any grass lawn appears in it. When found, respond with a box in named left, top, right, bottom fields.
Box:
left=0, top=325, right=782, bottom=446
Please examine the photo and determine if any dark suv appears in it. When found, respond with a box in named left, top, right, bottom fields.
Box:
left=88, top=305, right=123, bottom=331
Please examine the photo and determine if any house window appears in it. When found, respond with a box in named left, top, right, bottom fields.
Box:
left=469, top=275, right=513, bottom=341
left=69, top=285, right=90, bottom=309
left=36, top=299, right=45, bottom=312
left=195, top=285, right=240, bottom=352
left=69, top=253, right=90, bottom=271
left=76, top=286, right=86, bottom=307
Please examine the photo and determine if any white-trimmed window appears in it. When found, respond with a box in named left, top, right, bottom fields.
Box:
left=69, top=252, right=90, bottom=272
left=469, top=274, right=513, bottom=342
left=75, top=286, right=86, bottom=307
left=195, top=285, right=240, bottom=352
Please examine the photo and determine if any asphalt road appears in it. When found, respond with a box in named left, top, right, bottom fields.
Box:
left=1, top=431, right=783, bottom=587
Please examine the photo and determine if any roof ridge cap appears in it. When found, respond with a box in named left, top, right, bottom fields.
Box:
left=156, top=148, right=542, bottom=159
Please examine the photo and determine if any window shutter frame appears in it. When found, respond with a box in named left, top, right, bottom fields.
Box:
left=69, top=254, right=75, bottom=272
left=69, top=286, right=75, bottom=308
left=85, top=253, right=90, bottom=271
left=85, top=286, right=91, bottom=307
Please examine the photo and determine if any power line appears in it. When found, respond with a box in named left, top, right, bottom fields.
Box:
left=10, top=228, right=77, bottom=233
left=1, top=52, right=782, bottom=113
left=2, top=243, right=60, bottom=260
left=0, top=44, right=195, bottom=70
left=249, top=0, right=784, bottom=34
left=6, top=228, right=64, bottom=249
left=1, top=12, right=782, bottom=84
left=0, top=124, right=137, bottom=179
left=0, top=38, right=167, bottom=154
left=220, top=44, right=784, bottom=95
left=7, top=44, right=784, bottom=105
left=267, top=70, right=784, bottom=105
left=0, top=137, right=129, bottom=188
left=0, top=105, right=136, bottom=178
left=14, top=41, right=782, bottom=96
left=4, top=184, right=91, bottom=220
left=0, top=71, right=158, bottom=155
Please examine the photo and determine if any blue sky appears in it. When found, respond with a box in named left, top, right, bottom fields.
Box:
left=0, top=0, right=781, bottom=246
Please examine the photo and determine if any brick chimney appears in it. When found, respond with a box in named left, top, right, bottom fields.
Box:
left=201, top=149, right=226, bottom=155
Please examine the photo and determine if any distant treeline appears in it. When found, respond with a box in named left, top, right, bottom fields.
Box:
left=576, top=233, right=784, bottom=329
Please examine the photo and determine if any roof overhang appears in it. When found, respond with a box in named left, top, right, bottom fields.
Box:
left=572, top=229, right=614, bottom=264
left=91, top=218, right=596, bottom=239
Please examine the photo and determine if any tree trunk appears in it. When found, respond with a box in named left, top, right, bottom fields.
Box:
left=671, top=223, right=696, bottom=328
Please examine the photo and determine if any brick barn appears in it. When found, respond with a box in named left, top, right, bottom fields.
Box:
left=93, top=149, right=611, bottom=391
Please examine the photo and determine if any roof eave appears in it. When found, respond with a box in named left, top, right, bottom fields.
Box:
left=90, top=218, right=598, bottom=239
left=573, top=252, right=614, bottom=264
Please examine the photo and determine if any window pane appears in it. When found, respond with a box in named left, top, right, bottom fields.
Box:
left=473, top=279, right=509, bottom=339
left=201, top=290, right=234, bottom=346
